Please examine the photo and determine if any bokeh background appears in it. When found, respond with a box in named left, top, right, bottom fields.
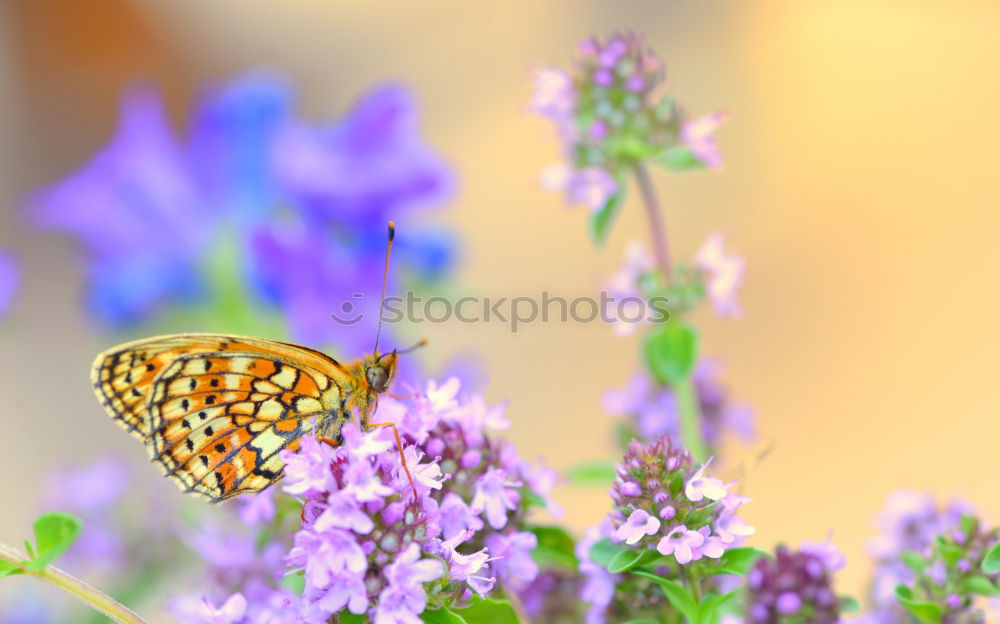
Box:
left=2, top=0, right=1000, bottom=614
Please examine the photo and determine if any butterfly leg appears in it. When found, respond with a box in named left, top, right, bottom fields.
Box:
left=373, top=422, right=419, bottom=504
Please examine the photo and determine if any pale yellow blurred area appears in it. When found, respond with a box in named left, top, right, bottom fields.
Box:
left=1, top=0, right=1000, bottom=614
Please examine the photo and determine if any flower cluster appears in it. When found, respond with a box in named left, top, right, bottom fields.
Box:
left=31, top=74, right=453, bottom=354
left=864, top=491, right=1000, bottom=623
left=741, top=543, right=844, bottom=624
left=866, top=491, right=977, bottom=621
left=607, top=437, right=753, bottom=563
left=261, top=377, right=554, bottom=622
left=604, top=361, right=754, bottom=453
left=533, top=32, right=727, bottom=211
left=0, top=250, right=18, bottom=319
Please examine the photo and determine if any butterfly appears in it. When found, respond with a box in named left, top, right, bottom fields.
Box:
left=91, top=223, right=422, bottom=502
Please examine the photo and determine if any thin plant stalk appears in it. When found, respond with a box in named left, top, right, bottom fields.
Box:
left=633, top=162, right=709, bottom=461
left=0, top=542, right=148, bottom=624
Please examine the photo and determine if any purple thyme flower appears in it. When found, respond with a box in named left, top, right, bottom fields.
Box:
left=865, top=492, right=999, bottom=623
left=540, top=164, right=618, bottom=212
left=615, top=509, right=661, bottom=545
left=605, top=437, right=753, bottom=564
left=275, top=378, right=551, bottom=621
left=603, top=241, right=654, bottom=336
left=577, top=519, right=621, bottom=624
left=470, top=468, right=522, bottom=529
left=695, top=233, right=745, bottom=318
left=604, top=361, right=755, bottom=451
left=0, top=251, right=18, bottom=318
left=745, top=544, right=843, bottom=624
left=867, top=490, right=976, bottom=615
left=682, top=112, right=729, bottom=170
left=373, top=543, right=445, bottom=623
left=534, top=33, right=727, bottom=211
left=485, top=531, right=539, bottom=584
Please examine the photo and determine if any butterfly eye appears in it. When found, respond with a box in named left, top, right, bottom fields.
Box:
left=366, top=366, right=388, bottom=392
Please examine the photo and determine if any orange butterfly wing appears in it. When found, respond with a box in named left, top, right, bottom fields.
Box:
left=92, top=334, right=353, bottom=501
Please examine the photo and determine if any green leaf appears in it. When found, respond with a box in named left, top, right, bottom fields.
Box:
left=565, top=460, right=617, bottom=487
left=0, top=559, right=24, bottom=579
left=634, top=570, right=699, bottom=623
left=622, top=621, right=661, bottom=624
left=529, top=525, right=578, bottom=570
left=341, top=614, right=370, bottom=624
left=894, top=585, right=943, bottom=624
left=280, top=571, right=305, bottom=595
left=983, top=540, right=1000, bottom=574
left=27, top=512, right=83, bottom=572
left=589, top=538, right=625, bottom=569
left=643, top=322, right=699, bottom=385
left=453, top=597, right=519, bottom=624
left=589, top=181, right=626, bottom=246
left=962, top=575, right=1000, bottom=597
left=607, top=548, right=659, bottom=574
left=421, top=608, right=466, bottom=624
left=698, top=591, right=739, bottom=624
left=959, top=514, right=978, bottom=539
left=652, top=145, right=707, bottom=171
left=519, top=488, right=547, bottom=510
left=705, top=548, right=766, bottom=577
left=900, top=550, right=928, bottom=574
left=934, top=535, right=963, bottom=567
left=840, top=596, right=861, bottom=613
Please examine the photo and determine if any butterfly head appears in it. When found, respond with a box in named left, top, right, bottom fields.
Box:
left=364, top=351, right=398, bottom=394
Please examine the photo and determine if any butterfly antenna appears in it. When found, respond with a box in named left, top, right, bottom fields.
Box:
left=373, top=221, right=395, bottom=355
left=395, top=338, right=428, bottom=356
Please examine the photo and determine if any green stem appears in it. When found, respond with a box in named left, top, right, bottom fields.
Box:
left=0, top=542, right=148, bottom=624
left=675, top=375, right=708, bottom=461
left=632, top=162, right=709, bottom=462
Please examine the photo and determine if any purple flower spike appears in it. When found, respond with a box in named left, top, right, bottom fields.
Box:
left=745, top=545, right=841, bottom=624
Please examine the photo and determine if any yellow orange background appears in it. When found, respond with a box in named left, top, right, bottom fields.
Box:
left=2, top=0, right=1000, bottom=614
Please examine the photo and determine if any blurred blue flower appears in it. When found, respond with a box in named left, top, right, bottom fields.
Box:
left=32, top=88, right=213, bottom=327
left=0, top=251, right=18, bottom=318
left=272, top=85, right=453, bottom=226
left=190, top=72, right=292, bottom=219
left=31, top=74, right=455, bottom=344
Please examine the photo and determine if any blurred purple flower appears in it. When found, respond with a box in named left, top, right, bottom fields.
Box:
left=695, top=233, right=745, bottom=318
left=604, top=361, right=755, bottom=451
left=485, top=531, right=538, bottom=584
left=0, top=251, right=18, bottom=318
left=273, top=85, right=452, bottom=224
left=577, top=519, right=620, bottom=624
left=32, top=87, right=212, bottom=327
left=745, top=544, right=842, bottom=624
left=682, top=112, right=729, bottom=170
left=540, top=164, right=617, bottom=212
left=32, top=74, right=455, bottom=337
